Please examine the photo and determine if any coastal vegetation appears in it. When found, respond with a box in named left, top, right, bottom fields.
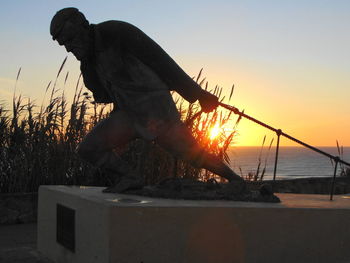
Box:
left=0, top=59, right=239, bottom=193
left=1, top=59, right=349, bottom=194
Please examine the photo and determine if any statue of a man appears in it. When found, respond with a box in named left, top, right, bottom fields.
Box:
left=50, top=7, right=248, bottom=193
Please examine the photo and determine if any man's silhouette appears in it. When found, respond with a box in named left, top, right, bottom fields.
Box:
left=50, top=7, right=247, bottom=193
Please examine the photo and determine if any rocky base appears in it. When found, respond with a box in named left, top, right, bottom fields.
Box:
left=125, top=178, right=281, bottom=203
left=1, top=176, right=349, bottom=224
left=248, top=176, right=350, bottom=194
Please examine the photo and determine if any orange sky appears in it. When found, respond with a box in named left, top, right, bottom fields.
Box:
left=180, top=56, right=350, bottom=147
left=1, top=1, right=349, bottom=146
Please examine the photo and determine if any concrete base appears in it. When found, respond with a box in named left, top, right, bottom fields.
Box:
left=38, top=186, right=350, bottom=263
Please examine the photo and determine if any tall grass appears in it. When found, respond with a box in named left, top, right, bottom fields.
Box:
left=0, top=62, right=240, bottom=193
left=243, top=136, right=274, bottom=181
left=336, top=140, right=350, bottom=177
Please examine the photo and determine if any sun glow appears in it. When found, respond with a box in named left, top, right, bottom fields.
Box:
left=209, top=123, right=221, bottom=140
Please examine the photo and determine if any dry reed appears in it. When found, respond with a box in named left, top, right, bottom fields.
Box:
left=0, top=62, right=240, bottom=193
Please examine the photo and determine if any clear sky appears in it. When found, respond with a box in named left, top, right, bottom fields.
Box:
left=1, top=0, right=349, bottom=146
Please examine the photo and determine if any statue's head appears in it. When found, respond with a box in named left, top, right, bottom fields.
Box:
left=50, top=8, right=90, bottom=60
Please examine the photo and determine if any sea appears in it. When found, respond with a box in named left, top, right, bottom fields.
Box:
left=228, top=147, right=350, bottom=180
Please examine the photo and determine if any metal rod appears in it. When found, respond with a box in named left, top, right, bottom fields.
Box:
left=272, top=130, right=281, bottom=191
left=330, top=158, right=339, bottom=201
left=219, top=102, right=350, bottom=167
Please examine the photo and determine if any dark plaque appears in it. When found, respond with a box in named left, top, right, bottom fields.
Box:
left=56, top=204, right=75, bottom=252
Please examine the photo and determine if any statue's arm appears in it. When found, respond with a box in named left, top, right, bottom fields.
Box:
left=120, top=22, right=204, bottom=103
left=97, top=21, right=218, bottom=112
left=80, top=62, right=113, bottom=104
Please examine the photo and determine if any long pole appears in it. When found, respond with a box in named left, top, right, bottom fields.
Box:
left=330, top=158, right=339, bottom=201
left=272, top=130, right=281, bottom=191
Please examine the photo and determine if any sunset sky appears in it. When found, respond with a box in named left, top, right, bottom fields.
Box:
left=1, top=0, right=349, bottom=146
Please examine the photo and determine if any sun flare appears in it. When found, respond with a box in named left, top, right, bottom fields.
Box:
left=209, top=123, right=221, bottom=140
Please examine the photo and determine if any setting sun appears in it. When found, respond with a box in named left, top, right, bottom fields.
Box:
left=209, top=123, right=221, bottom=140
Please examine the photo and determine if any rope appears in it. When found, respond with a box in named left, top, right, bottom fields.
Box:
left=219, top=102, right=350, bottom=167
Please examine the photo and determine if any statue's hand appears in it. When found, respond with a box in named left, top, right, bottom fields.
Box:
left=198, top=90, right=219, bottom=113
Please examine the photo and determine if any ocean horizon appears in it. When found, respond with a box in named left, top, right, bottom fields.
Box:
left=228, top=146, right=350, bottom=180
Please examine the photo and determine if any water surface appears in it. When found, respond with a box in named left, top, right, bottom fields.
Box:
left=228, top=146, right=350, bottom=180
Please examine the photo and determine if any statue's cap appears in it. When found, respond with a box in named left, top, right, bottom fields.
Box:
left=50, top=7, right=88, bottom=40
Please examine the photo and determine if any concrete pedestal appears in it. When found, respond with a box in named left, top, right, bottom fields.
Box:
left=38, top=186, right=350, bottom=263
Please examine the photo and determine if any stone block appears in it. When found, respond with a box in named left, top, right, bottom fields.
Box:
left=38, top=186, right=350, bottom=263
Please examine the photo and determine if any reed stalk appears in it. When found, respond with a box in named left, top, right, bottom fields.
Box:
left=0, top=64, right=239, bottom=193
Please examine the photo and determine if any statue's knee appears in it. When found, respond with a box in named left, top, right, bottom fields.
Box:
left=75, top=143, right=87, bottom=158
left=76, top=142, right=97, bottom=163
left=184, top=149, right=206, bottom=167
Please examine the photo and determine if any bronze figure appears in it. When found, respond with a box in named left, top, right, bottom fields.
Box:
left=50, top=7, right=247, bottom=193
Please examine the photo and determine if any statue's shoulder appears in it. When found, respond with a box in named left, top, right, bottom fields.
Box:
left=95, top=20, right=139, bottom=37
left=93, top=21, right=145, bottom=49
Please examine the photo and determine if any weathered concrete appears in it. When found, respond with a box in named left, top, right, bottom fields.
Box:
left=38, top=185, right=350, bottom=263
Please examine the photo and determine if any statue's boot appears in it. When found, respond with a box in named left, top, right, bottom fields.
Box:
left=228, top=180, right=252, bottom=196
left=102, top=172, right=144, bottom=193
left=259, top=183, right=274, bottom=196
left=94, top=152, right=144, bottom=193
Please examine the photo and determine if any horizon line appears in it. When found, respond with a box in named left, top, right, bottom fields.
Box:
left=231, top=145, right=350, bottom=147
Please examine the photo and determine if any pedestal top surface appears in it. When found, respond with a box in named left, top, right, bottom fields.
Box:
left=41, top=185, right=350, bottom=209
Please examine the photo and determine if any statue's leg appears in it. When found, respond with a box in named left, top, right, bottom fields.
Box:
left=156, top=122, right=244, bottom=183
left=76, top=110, right=143, bottom=192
